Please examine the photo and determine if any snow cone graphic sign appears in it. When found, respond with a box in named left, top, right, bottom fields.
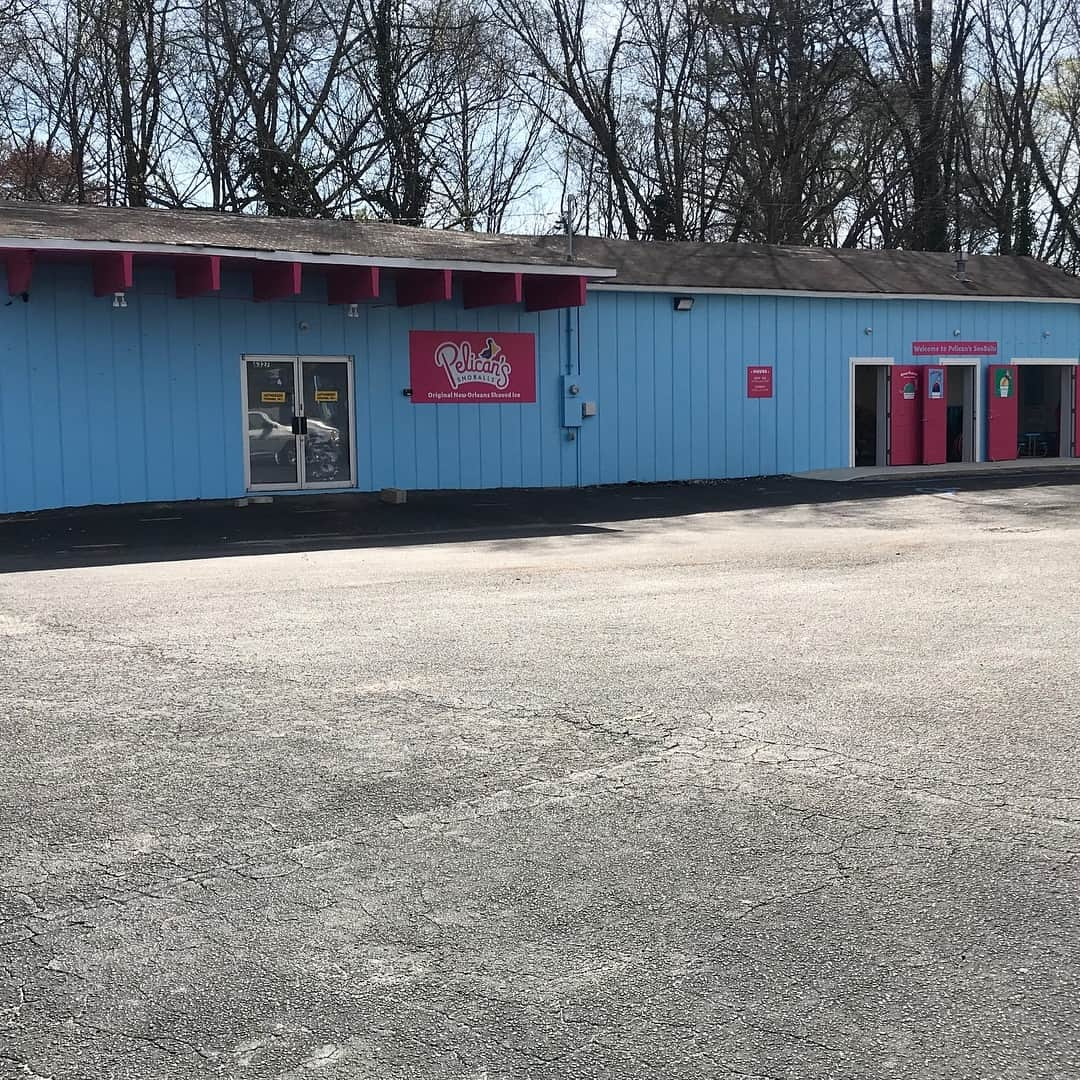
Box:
left=409, top=331, right=537, bottom=403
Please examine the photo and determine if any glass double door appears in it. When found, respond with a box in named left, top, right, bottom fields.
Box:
left=244, top=355, right=356, bottom=490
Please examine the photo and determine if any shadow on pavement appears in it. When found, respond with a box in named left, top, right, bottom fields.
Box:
left=2, top=469, right=1079, bottom=573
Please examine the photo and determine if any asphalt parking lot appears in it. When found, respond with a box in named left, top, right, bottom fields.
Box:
left=3, top=474, right=1080, bottom=1079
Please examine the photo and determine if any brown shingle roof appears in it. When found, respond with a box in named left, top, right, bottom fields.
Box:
left=0, top=201, right=613, bottom=276
left=2, top=201, right=1078, bottom=299
left=520, top=234, right=1080, bottom=299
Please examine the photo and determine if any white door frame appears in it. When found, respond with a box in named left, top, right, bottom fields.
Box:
left=242, top=354, right=303, bottom=492
left=849, top=355, right=990, bottom=466
left=934, top=358, right=983, bottom=463
left=1009, top=357, right=1079, bottom=457
left=849, top=357, right=894, bottom=467
left=241, top=354, right=357, bottom=492
left=299, top=355, right=358, bottom=490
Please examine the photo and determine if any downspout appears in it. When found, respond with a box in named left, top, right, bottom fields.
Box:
left=564, top=194, right=583, bottom=484
left=568, top=300, right=581, bottom=485
left=566, top=302, right=576, bottom=376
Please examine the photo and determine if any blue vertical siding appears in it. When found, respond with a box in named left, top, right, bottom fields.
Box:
left=0, top=264, right=571, bottom=512
left=1, top=259, right=1079, bottom=515
left=25, top=277, right=63, bottom=507
left=578, top=290, right=1080, bottom=482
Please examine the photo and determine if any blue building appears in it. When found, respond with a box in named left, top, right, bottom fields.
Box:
left=2, top=202, right=1079, bottom=515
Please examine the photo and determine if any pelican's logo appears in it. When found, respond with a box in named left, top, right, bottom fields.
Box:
left=434, top=337, right=512, bottom=390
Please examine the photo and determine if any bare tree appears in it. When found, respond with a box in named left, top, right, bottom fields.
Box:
left=1035, top=47, right=1080, bottom=268
left=1, top=0, right=106, bottom=203
left=96, top=0, right=180, bottom=205
left=197, top=0, right=361, bottom=216
left=708, top=0, right=875, bottom=244
left=491, top=0, right=661, bottom=238
left=337, top=0, right=452, bottom=223
left=427, top=15, right=550, bottom=230
left=4, top=0, right=1080, bottom=269
left=842, top=0, right=971, bottom=250
left=953, top=0, right=1069, bottom=255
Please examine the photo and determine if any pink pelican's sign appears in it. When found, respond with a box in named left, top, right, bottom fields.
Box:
left=409, top=331, right=537, bottom=403
left=912, top=341, right=998, bottom=357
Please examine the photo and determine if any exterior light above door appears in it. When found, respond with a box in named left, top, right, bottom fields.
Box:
left=673, top=296, right=694, bottom=312
left=112, top=291, right=127, bottom=309
left=346, top=304, right=360, bottom=318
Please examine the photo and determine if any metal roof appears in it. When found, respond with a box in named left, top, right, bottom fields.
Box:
left=1, top=201, right=1078, bottom=299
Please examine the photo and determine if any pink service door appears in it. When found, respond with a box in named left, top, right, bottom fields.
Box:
left=889, top=366, right=922, bottom=466
left=922, top=366, right=948, bottom=464
left=986, top=365, right=1018, bottom=461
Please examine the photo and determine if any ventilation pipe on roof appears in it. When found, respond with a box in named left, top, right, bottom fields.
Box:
left=565, top=194, right=578, bottom=261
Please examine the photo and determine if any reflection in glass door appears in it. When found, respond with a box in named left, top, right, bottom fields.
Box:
left=244, top=357, right=299, bottom=488
left=300, top=358, right=354, bottom=487
left=243, top=356, right=355, bottom=491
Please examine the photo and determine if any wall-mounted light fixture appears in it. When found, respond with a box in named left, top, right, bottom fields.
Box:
left=1042, top=330, right=1051, bottom=339
left=346, top=303, right=360, bottom=318
left=112, top=291, right=127, bottom=309
left=953, top=328, right=962, bottom=337
left=864, top=327, right=873, bottom=335
left=673, top=296, right=694, bottom=312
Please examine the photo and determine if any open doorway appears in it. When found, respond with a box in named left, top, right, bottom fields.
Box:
left=1015, top=365, right=1071, bottom=457
left=853, top=363, right=888, bottom=466
left=946, top=364, right=977, bottom=462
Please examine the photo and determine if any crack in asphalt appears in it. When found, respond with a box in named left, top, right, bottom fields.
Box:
left=4, top=485, right=1080, bottom=1079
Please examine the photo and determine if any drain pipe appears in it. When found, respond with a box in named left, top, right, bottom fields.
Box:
left=566, top=284, right=582, bottom=484
left=566, top=302, right=576, bottom=376
left=563, top=194, right=583, bottom=483
left=568, top=303, right=582, bottom=482
left=565, top=194, right=578, bottom=377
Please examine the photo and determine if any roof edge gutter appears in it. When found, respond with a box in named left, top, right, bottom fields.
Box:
left=588, top=282, right=1080, bottom=304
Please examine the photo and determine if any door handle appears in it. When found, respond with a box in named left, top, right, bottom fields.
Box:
left=291, top=416, right=302, bottom=435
